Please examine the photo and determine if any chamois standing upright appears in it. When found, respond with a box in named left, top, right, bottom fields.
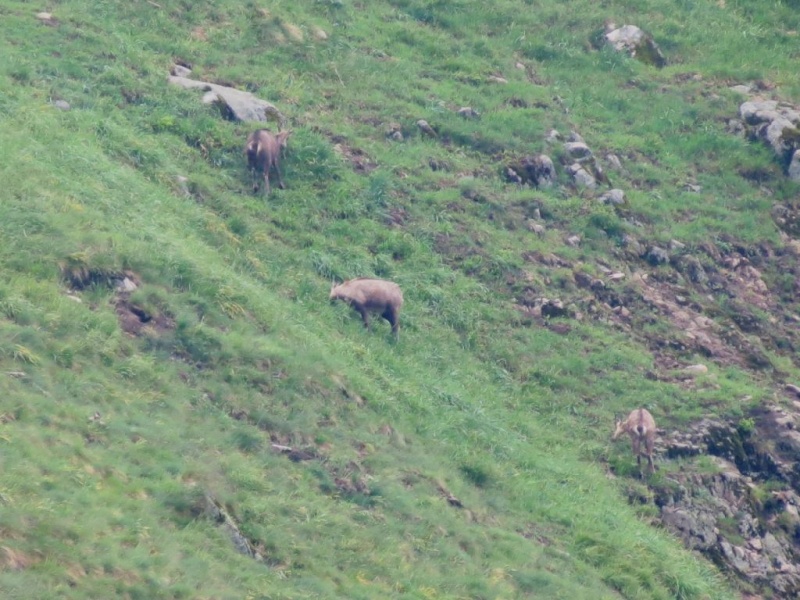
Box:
left=329, top=278, right=404, bottom=341
left=612, top=408, right=657, bottom=476
left=244, top=129, right=291, bottom=195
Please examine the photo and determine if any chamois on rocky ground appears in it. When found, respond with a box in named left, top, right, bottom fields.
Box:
left=612, top=408, right=657, bottom=476
left=329, top=278, right=404, bottom=341
left=244, top=129, right=291, bottom=195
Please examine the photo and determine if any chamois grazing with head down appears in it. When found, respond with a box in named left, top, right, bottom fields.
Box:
left=244, top=129, right=291, bottom=195
left=329, top=278, right=404, bottom=341
left=612, top=408, right=657, bottom=476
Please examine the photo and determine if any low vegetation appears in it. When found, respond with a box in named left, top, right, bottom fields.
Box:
left=1, top=0, right=799, bottom=598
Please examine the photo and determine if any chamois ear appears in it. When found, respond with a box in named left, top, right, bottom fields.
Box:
left=277, top=130, right=292, bottom=146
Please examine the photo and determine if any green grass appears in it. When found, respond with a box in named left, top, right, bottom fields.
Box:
left=1, top=0, right=799, bottom=597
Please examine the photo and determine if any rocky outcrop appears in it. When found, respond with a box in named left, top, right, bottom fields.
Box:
left=567, top=162, right=596, bottom=188
left=734, top=99, right=800, bottom=181
left=168, top=73, right=286, bottom=125
left=604, top=23, right=666, bottom=68
left=506, top=154, right=556, bottom=188
left=654, top=406, right=800, bottom=596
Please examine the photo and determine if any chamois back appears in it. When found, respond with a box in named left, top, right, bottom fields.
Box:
left=329, top=278, right=404, bottom=340
left=612, top=408, right=657, bottom=475
left=244, top=129, right=291, bottom=195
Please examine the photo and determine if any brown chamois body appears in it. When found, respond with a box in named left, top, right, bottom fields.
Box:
left=612, top=408, right=656, bottom=476
left=329, top=278, right=404, bottom=340
left=244, top=129, right=291, bottom=195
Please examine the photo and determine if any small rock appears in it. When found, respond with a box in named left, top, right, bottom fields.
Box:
left=515, top=61, right=525, bottom=70
left=202, top=91, right=219, bottom=105
left=669, top=239, right=686, bottom=251
left=505, top=167, right=523, bottom=184
left=312, top=26, right=328, bottom=41
left=788, top=150, right=800, bottom=183
left=176, top=175, right=191, bottom=197
left=36, top=12, right=58, bottom=25
left=52, top=100, right=71, bottom=111
left=730, top=84, right=752, bottom=95
left=171, top=64, right=192, bottom=77
left=386, top=123, right=403, bottom=141
left=564, top=141, right=592, bottom=160
left=574, top=272, right=593, bottom=288
left=416, top=119, right=437, bottom=137
left=117, top=277, right=138, bottom=293
left=609, top=272, right=625, bottom=281
left=785, top=384, right=800, bottom=397
left=685, top=183, right=702, bottom=192
left=615, top=306, right=631, bottom=318
left=487, top=75, right=508, bottom=84
left=527, top=221, right=546, bottom=236
left=567, top=131, right=585, bottom=143
left=683, top=364, right=708, bottom=375
left=644, top=246, right=669, bottom=265
left=605, top=153, right=623, bottom=170
left=598, top=189, right=626, bottom=205
left=545, top=129, right=562, bottom=143
left=726, top=119, right=745, bottom=137
left=739, top=100, right=781, bottom=125
left=541, top=299, right=568, bottom=318
left=605, top=24, right=666, bottom=68
left=565, top=235, right=581, bottom=247
left=621, top=234, right=643, bottom=256
left=457, top=107, right=480, bottom=119
left=567, top=163, right=596, bottom=188
left=510, top=155, right=556, bottom=188
left=589, top=279, right=605, bottom=291
left=66, top=294, right=82, bottom=303
left=765, top=117, right=796, bottom=155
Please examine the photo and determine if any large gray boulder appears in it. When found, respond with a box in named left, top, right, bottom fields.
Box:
left=737, top=99, right=800, bottom=178
left=567, top=162, right=596, bottom=188
left=605, top=24, right=666, bottom=68
left=168, top=75, right=286, bottom=126
left=506, top=154, right=556, bottom=188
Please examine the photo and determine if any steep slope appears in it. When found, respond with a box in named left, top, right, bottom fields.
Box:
left=1, top=1, right=799, bottom=598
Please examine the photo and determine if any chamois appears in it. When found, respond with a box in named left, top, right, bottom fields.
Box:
left=329, top=278, right=404, bottom=340
left=612, top=408, right=656, bottom=476
left=244, top=129, right=291, bottom=195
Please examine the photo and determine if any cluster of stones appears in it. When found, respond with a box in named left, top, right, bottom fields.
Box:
left=655, top=403, right=800, bottom=596
left=730, top=96, right=800, bottom=182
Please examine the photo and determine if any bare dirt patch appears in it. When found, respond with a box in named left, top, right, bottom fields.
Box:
left=331, top=137, right=378, bottom=174
left=1, top=546, right=37, bottom=571
left=114, top=294, right=175, bottom=337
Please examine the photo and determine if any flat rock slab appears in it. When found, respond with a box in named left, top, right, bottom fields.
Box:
left=168, top=75, right=285, bottom=125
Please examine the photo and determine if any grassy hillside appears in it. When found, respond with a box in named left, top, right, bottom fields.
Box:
left=1, top=0, right=799, bottom=598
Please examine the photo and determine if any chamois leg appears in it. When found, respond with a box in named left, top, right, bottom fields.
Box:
left=273, top=159, right=286, bottom=190
left=357, top=307, right=370, bottom=330
left=251, top=169, right=260, bottom=194
left=383, top=308, right=400, bottom=341
left=262, top=171, right=271, bottom=196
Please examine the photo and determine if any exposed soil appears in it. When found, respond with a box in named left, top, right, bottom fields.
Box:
left=115, top=294, right=175, bottom=337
